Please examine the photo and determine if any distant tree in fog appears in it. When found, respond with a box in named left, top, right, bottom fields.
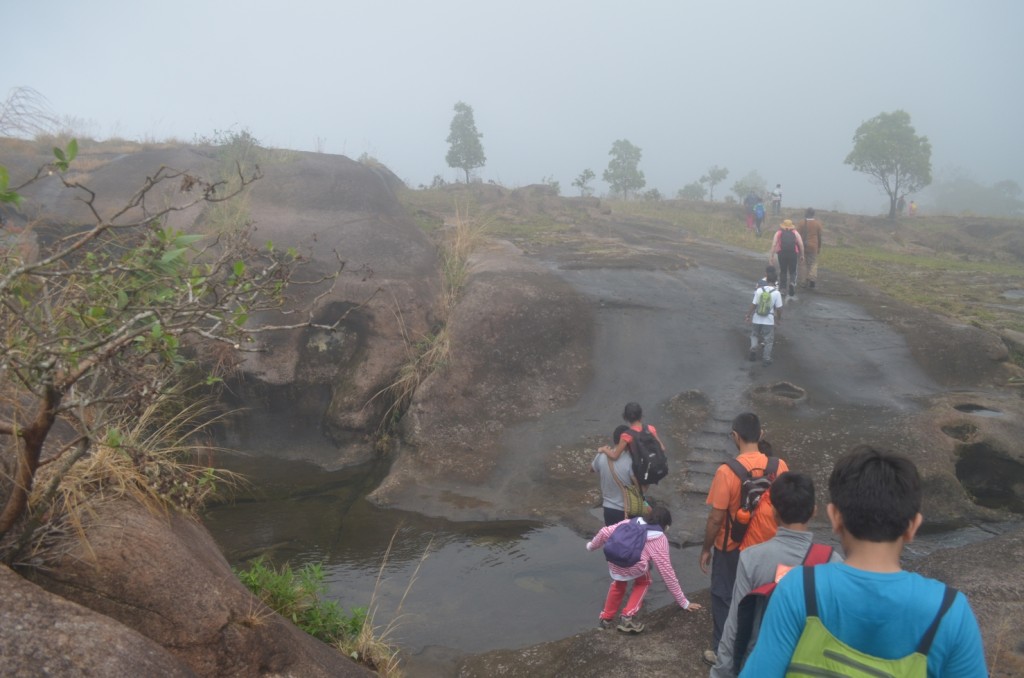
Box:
left=573, top=168, right=595, bottom=196
left=731, top=170, right=767, bottom=202
left=925, top=172, right=1024, bottom=217
left=677, top=182, right=707, bottom=200
left=603, top=139, right=645, bottom=199
left=445, top=101, right=486, bottom=183
left=845, top=110, right=932, bottom=218
left=700, top=165, right=729, bottom=202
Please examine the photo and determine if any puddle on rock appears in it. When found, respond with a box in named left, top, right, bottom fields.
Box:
left=953, top=403, right=1004, bottom=418
left=751, top=382, right=807, bottom=408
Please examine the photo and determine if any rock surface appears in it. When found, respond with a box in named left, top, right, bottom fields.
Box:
left=371, top=238, right=593, bottom=517
left=25, top=499, right=373, bottom=677
left=11, top=144, right=442, bottom=470
left=0, top=563, right=196, bottom=678
left=454, top=528, right=1024, bottom=677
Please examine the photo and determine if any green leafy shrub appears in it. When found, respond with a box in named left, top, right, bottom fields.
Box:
left=235, top=557, right=366, bottom=644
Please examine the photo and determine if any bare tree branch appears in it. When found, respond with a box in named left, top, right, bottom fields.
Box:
left=0, top=87, right=60, bottom=139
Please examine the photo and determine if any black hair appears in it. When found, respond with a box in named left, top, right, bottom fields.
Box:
left=805, top=207, right=816, bottom=218
left=771, top=472, right=816, bottom=524
left=622, top=402, right=643, bottom=423
left=731, top=412, right=761, bottom=444
left=648, top=504, right=672, bottom=529
left=612, top=424, right=631, bottom=444
left=828, top=445, right=921, bottom=542
left=765, top=268, right=778, bottom=284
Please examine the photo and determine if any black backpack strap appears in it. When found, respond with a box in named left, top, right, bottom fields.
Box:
left=802, top=564, right=819, bottom=618
left=625, top=424, right=649, bottom=449
left=723, top=456, right=748, bottom=480
left=915, top=586, right=958, bottom=655
left=766, top=456, right=780, bottom=478
left=721, top=458, right=750, bottom=546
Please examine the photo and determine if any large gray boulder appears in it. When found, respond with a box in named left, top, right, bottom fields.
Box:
left=25, top=499, right=373, bottom=677
left=0, top=563, right=196, bottom=678
left=217, top=151, right=442, bottom=468
left=12, top=145, right=442, bottom=468
left=370, top=239, right=593, bottom=518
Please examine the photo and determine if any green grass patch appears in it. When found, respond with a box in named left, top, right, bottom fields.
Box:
left=821, top=246, right=1024, bottom=333
left=235, top=557, right=366, bottom=644
left=395, top=189, right=1024, bottom=337
left=825, top=246, right=1022, bottom=276
left=488, top=214, right=572, bottom=240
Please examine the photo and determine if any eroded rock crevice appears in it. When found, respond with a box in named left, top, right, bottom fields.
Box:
left=955, top=442, right=1024, bottom=514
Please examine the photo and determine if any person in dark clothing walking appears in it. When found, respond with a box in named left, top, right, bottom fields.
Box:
left=768, top=219, right=804, bottom=298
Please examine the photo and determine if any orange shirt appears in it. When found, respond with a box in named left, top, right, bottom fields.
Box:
left=706, top=452, right=790, bottom=551
left=798, top=218, right=823, bottom=254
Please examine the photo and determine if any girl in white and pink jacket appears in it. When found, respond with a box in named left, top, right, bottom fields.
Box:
left=587, top=505, right=703, bottom=633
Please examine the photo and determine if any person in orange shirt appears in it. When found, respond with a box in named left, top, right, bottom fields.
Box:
left=797, top=208, right=824, bottom=291
left=698, top=412, right=789, bottom=666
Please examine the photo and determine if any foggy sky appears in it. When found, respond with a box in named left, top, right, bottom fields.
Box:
left=5, top=1, right=1023, bottom=215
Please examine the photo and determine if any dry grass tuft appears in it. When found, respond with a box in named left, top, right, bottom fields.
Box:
left=439, top=204, right=489, bottom=314
left=236, top=593, right=275, bottom=629
left=338, top=530, right=432, bottom=678
left=24, top=398, right=242, bottom=563
left=368, top=204, right=487, bottom=433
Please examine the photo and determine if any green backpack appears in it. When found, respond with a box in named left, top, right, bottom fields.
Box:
left=786, top=566, right=958, bottom=677
left=755, top=285, right=775, bottom=316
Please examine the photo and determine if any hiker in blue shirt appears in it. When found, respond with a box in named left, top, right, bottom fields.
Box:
left=740, top=446, right=987, bottom=677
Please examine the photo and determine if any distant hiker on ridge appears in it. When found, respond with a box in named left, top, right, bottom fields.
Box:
left=743, top=191, right=759, bottom=232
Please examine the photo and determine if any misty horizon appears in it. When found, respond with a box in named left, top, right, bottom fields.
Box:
left=4, top=1, right=1022, bottom=216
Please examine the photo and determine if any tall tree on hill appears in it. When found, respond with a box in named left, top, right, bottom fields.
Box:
left=700, top=165, right=729, bottom=202
left=845, top=110, right=932, bottom=218
left=445, top=101, right=486, bottom=183
left=603, top=139, right=645, bottom=199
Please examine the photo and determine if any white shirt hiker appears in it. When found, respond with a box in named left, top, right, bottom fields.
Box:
left=751, top=285, right=784, bottom=325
